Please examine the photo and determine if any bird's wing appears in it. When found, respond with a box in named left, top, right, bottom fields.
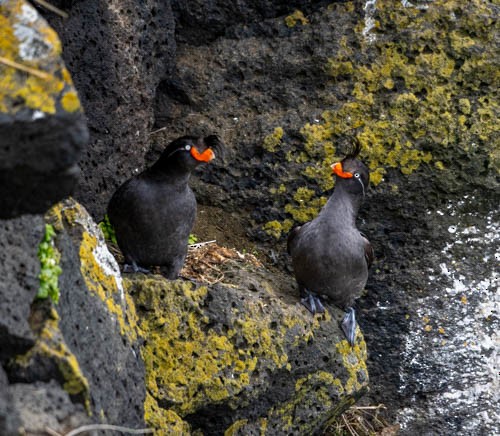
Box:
left=287, top=225, right=302, bottom=255
left=360, top=232, right=374, bottom=269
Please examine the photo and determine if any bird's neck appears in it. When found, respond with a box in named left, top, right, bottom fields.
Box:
left=148, top=162, right=191, bottom=185
left=320, top=184, right=361, bottom=229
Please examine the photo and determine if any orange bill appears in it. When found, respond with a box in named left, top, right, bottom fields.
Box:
left=191, top=147, right=215, bottom=162
left=331, top=162, right=353, bottom=178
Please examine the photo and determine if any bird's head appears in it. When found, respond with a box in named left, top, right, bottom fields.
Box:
left=157, top=135, right=224, bottom=172
left=331, top=139, right=370, bottom=196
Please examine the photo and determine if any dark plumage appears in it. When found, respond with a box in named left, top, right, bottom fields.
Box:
left=287, top=141, right=372, bottom=344
left=107, top=135, right=223, bottom=278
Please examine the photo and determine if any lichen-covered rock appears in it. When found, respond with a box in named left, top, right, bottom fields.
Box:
left=127, top=273, right=368, bottom=435
left=0, top=214, right=44, bottom=363
left=0, top=0, right=88, bottom=218
left=3, top=198, right=146, bottom=431
left=44, top=198, right=146, bottom=428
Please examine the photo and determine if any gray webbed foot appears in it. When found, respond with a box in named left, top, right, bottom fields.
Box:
left=123, top=261, right=150, bottom=274
left=341, top=307, right=357, bottom=346
left=301, top=290, right=326, bottom=315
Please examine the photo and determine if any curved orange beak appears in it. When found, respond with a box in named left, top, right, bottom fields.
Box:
left=190, top=147, right=215, bottom=163
left=331, top=162, right=353, bottom=178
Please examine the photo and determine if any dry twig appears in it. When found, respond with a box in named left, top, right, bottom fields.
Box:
left=47, top=423, right=153, bottom=436
left=0, top=56, right=51, bottom=80
left=33, top=0, right=69, bottom=18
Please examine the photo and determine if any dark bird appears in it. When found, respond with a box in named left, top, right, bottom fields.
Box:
left=287, top=141, right=373, bottom=345
left=107, top=135, right=224, bottom=278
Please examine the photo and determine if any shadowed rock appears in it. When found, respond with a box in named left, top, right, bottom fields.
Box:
left=0, top=0, right=88, bottom=219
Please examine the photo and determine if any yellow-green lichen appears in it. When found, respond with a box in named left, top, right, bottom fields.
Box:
left=15, top=307, right=91, bottom=411
left=263, top=219, right=294, bottom=240
left=0, top=0, right=82, bottom=115
left=262, top=127, right=284, bottom=152
left=224, top=419, right=249, bottom=436
left=265, top=0, right=499, bottom=235
left=285, top=10, right=309, bottom=28
left=262, top=370, right=352, bottom=434
left=48, top=201, right=138, bottom=342
left=126, top=275, right=337, bottom=427
left=335, top=330, right=368, bottom=395
left=284, top=187, right=327, bottom=224
left=144, top=392, right=191, bottom=435
left=132, top=278, right=293, bottom=415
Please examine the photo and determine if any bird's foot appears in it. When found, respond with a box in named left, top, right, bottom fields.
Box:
left=301, top=290, right=326, bottom=315
left=341, top=307, right=357, bottom=346
left=123, top=261, right=150, bottom=274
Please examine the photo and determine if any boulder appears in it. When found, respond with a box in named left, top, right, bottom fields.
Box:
left=6, top=199, right=146, bottom=430
left=128, top=264, right=368, bottom=434
left=0, top=0, right=88, bottom=218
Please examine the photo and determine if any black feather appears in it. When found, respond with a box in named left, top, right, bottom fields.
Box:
left=203, top=135, right=226, bottom=161
left=342, top=137, right=362, bottom=161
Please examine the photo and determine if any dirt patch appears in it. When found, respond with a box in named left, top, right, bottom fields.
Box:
left=192, top=205, right=261, bottom=255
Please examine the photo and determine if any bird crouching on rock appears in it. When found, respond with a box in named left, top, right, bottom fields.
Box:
left=287, top=140, right=373, bottom=345
left=107, top=135, right=224, bottom=278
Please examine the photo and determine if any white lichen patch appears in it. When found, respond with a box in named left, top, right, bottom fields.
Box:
left=397, top=197, right=499, bottom=434
left=362, top=0, right=377, bottom=43
left=13, top=3, right=53, bottom=61
left=70, top=203, right=126, bottom=305
left=92, top=236, right=126, bottom=304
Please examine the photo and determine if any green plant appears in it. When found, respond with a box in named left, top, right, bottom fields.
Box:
left=37, top=224, right=62, bottom=304
left=98, top=214, right=117, bottom=244
left=188, top=234, right=198, bottom=245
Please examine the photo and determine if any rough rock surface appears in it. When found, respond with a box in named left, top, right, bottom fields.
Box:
left=1, top=0, right=497, bottom=435
left=49, top=199, right=146, bottom=427
left=0, top=214, right=44, bottom=363
left=43, top=0, right=176, bottom=217
left=0, top=0, right=88, bottom=218
left=0, top=367, right=21, bottom=436
left=9, top=380, right=90, bottom=435
left=3, top=199, right=146, bottom=431
left=128, top=271, right=368, bottom=435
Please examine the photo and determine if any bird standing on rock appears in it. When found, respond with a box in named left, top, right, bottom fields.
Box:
left=107, top=135, right=224, bottom=278
left=287, top=141, right=373, bottom=345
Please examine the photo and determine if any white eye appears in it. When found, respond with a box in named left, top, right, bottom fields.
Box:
left=354, top=172, right=360, bottom=178
left=185, top=144, right=191, bottom=151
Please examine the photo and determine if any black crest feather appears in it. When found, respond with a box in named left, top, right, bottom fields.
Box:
left=342, top=137, right=362, bottom=161
left=203, top=134, right=226, bottom=161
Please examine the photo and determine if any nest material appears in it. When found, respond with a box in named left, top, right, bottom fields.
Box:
left=107, top=239, right=262, bottom=285
left=181, top=242, right=262, bottom=285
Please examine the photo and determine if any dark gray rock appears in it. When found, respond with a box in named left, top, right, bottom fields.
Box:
left=0, top=116, right=88, bottom=219
left=0, top=215, right=44, bottom=363
left=0, top=366, right=22, bottom=436
left=9, top=380, right=90, bottom=435
left=171, top=0, right=330, bottom=44
left=43, top=0, right=177, bottom=218
left=0, top=1, right=88, bottom=219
